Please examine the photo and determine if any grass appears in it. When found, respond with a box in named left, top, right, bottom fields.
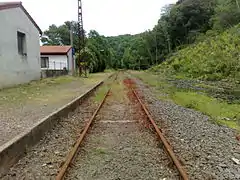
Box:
left=93, top=147, right=107, bottom=155
left=0, top=76, right=73, bottom=105
left=104, top=69, right=115, bottom=73
left=93, top=85, right=109, bottom=102
left=92, top=74, right=115, bottom=103
left=173, top=91, right=240, bottom=130
left=93, top=72, right=126, bottom=103
left=111, top=80, right=127, bottom=102
left=131, top=71, right=240, bottom=131
left=0, top=73, right=110, bottom=106
left=131, top=70, right=174, bottom=100
left=218, top=120, right=240, bottom=131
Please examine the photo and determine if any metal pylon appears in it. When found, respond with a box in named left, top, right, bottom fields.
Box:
left=78, top=0, right=85, bottom=76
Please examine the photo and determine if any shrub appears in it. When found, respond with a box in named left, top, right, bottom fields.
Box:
left=152, top=24, right=240, bottom=81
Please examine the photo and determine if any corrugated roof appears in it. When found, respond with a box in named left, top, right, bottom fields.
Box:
left=0, top=1, right=42, bottom=34
left=40, top=46, right=72, bottom=55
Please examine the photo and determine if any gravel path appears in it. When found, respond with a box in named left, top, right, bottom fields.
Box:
left=66, top=75, right=179, bottom=180
left=0, top=75, right=108, bottom=146
left=2, top=93, right=98, bottom=180
left=132, top=76, right=240, bottom=180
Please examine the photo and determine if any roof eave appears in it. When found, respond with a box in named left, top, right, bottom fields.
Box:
left=41, top=52, right=68, bottom=55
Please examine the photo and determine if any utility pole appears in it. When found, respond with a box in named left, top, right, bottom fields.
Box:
left=70, top=25, right=75, bottom=75
left=77, top=0, right=85, bottom=76
left=70, top=26, right=73, bottom=47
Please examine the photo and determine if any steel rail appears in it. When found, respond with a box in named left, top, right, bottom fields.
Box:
left=132, top=89, right=189, bottom=180
left=56, top=73, right=118, bottom=180
left=56, top=89, right=111, bottom=180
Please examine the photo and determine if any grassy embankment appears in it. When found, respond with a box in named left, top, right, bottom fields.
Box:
left=0, top=72, right=109, bottom=106
left=132, top=25, right=240, bottom=131
left=152, top=24, right=240, bottom=82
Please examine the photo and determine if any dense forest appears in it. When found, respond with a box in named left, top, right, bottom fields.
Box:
left=41, top=0, right=240, bottom=80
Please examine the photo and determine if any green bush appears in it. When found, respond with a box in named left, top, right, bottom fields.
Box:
left=153, top=24, right=240, bottom=81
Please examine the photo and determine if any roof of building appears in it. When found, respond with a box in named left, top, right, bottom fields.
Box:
left=0, top=1, right=42, bottom=34
left=40, top=46, right=72, bottom=55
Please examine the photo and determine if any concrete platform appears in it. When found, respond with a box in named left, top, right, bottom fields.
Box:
left=0, top=74, right=113, bottom=177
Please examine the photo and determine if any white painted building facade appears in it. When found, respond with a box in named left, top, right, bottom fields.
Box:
left=41, top=55, right=68, bottom=70
left=40, top=46, right=74, bottom=71
left=0, top=2, right=42, bottom=89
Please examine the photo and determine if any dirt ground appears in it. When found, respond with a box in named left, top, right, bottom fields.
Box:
left=0, top=73, right=110, bottom=146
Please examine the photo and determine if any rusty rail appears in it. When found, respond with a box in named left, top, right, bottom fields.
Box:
left=55, top=90, right=111, bottom=180
left=56, top=73, right=188, bottom=179
left=132, top=89, right=189, bottom=180
left=56, top=73, right=118, bottom=180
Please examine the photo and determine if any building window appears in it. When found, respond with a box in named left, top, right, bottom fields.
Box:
left=17, top=31, right=27, bottom=55
left=41, top=57, right=49, bottom=68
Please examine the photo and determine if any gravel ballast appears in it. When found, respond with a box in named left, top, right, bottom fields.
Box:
left=132, top=76, right=240, bottom=179
left=2, top=74, right=179, bottom=179
left=2, top=96, right=98, bottom=179
left=3, top=72, right=237, bottom=179
left=67, top=76, right=179, bottom=179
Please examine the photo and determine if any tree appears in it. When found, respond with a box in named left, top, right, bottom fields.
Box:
left=42, top=23, right=111, bottom=73
left=41, top=0, right=240, bottom=72
left=212, top=0, right=240, bottom=31
left=41, top=21, right=79, bottom=50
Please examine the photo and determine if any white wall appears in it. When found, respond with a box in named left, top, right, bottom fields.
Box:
left=0, top=7, right=41, bottom=89
left=67, top=48, right=75, bottom=72
left=41, top=48, right=75, bottom=71
left=41, top=55, right=68, bottom=70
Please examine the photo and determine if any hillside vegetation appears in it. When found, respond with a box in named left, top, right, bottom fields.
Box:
left=151, top=25, right=240, bottom=81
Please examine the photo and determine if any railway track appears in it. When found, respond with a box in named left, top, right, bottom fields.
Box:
left=56, top=72, right=189, bottom=180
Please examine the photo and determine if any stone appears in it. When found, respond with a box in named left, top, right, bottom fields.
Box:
left=231, top=158, right=240, bottom=165
left=219, top=163, right=227, bottom=168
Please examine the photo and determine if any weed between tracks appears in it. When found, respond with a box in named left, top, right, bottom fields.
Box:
left=94, top=86, right=109, bottom=102
left=94, top=75, right=126, bottom=103
left=93, top=147, right=108, bottom=155
left=93, top=75, right=114, bottom=102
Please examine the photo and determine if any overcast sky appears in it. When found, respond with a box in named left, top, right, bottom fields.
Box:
left=3, top=0, right=177, bottom=36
